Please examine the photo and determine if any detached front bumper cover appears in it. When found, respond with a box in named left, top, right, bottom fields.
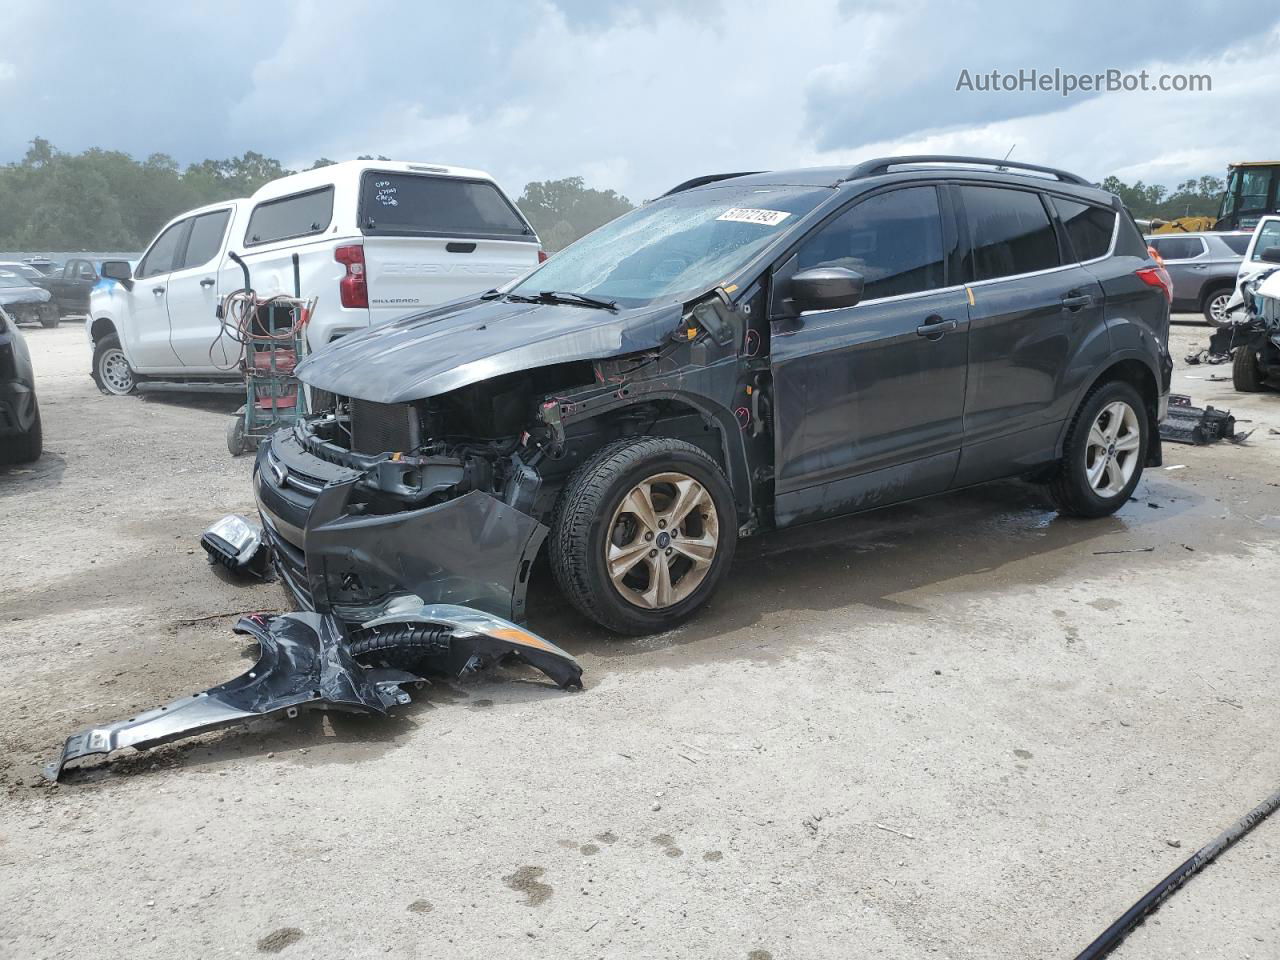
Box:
left=44, top=605, right=582, bottom=781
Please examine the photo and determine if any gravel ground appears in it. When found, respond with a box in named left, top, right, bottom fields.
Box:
left=1, top=318, right=1278, bottom=959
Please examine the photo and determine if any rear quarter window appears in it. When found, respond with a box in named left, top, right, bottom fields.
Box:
left=1052, top=198, right=1116, bottom=262
left=359, top=173, right=531, bottom=240
left=245, top=187, right=334, bottom=246
left=1222, top=234, right=1251, bottom=256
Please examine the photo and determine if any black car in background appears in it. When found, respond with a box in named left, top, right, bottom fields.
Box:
left=256, top=155, right=1173, bottom=634
left=0, top=305, right=42, bottom=464
left=0, top=270, right=58, bottom=328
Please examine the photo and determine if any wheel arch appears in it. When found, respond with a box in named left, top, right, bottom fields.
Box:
left=561, top=390, right=755, bottom=524
left=1199, top=278, right=1236, bottom=308
left=90, top=316, right=117, bottom=342
left=1067, top=353, right=1163, bottom=467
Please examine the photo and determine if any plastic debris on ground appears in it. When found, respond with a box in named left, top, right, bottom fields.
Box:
left=1159, top=394, right=1251, bottom=446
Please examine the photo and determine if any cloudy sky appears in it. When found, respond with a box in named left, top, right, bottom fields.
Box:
left=3, top=0, right=1276, bottom=200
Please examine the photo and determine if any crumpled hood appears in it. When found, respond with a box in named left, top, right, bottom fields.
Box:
left=295, top=295, right=683, bottom=404
left=0, top=285, right=51, bottom=305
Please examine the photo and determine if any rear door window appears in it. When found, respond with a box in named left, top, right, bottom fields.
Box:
left=794, top=186, right=946, bottom=301
left=359, top=173, right=531, bottom=239
left=137, top=220, right=189, bottom=278
left=1052, top=198, right=1116, bottom=262
left=959, top=186, right=1060, bottom=281
left=245, top=187, right=334, bottom=246
left=183, top=209, right=232, bottom=269
left=1149, top=236, right=1206, bottom=261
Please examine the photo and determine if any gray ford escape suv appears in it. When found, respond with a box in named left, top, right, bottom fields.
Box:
left=256, top=156, right=1173, bottom=635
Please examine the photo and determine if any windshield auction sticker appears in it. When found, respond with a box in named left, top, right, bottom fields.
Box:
left=716, top=207, right=792, bottom=226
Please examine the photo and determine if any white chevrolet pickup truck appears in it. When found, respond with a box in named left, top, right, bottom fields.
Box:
left=88, top=160, right=543, bottom=395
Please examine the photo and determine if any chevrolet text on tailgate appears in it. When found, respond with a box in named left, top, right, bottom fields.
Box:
left=86, top=160, right=542, bottom=396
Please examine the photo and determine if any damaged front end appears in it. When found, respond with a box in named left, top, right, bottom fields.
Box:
left=46, top=604, right=581, bottom=781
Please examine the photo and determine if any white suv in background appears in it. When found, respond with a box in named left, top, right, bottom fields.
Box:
left=87, top=160, right=542, bottom=395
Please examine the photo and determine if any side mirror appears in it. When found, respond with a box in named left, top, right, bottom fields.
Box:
left=1260, top=246, right=1280, bottom=264
left=789, top=266, right=865, bottom=312
left=101, top=260, right=133, bottom=283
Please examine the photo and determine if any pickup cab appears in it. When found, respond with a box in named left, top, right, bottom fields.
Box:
left=87, top=160, right=541, bottom=396
left=42, top=258, right=99, bottom=317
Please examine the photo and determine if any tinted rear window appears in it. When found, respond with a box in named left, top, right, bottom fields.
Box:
left=1052, top=198, right=1116, bottom=262
left=960, top=186, right=1060, bottom=281
left=245, top=187, right=334, bottom=246
left=1222, top=234, right=1251, bottom=255
left=1149, top=236, right=1204, bottom=260
left=360, top=173, right=530, bottom=239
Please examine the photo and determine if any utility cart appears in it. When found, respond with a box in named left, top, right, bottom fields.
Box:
left=222, top=252, right=316, bottom=456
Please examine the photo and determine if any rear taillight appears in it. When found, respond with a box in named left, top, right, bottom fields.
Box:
left=1136, top=264, right=1173, bottom=303
left=335, top=244, right=368, bottom=309
left=537, top=249, right=549, bottom=263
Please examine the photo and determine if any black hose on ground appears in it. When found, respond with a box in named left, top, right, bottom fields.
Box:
left=347, top=623, right=452, bottom=662
left=1074, top=783, right=1280, bottom=959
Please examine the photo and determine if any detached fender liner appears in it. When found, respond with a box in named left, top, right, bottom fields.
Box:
left=44, top=612, right=421, bottom=781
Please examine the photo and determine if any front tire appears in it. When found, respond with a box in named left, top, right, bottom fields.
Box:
left=1232, top=344, right=1265, bottom=392
left=92, top=332, right=135, bottom=396
left=550, top=437, right=737, bottom=635
left=1047, top=381, right=1147, bottom=518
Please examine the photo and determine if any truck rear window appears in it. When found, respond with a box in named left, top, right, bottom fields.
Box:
left=245, top=187, right=334, bottom=246
left=359, top=173, right=531, bottom=240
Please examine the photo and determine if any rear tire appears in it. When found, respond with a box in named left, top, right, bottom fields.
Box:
left=92, top=332, right=135, bottom=396
left=1232, top=344, right=1265, bottom=392
left=40, top=311, right=59, bottom=329
left=550, top=437, right=737, bottom=635
left=1202, top=287, right=1233, bottom=325
left=1, top=397, right=42, bottom=465
left=1046, top=380, right=1147, bottom=518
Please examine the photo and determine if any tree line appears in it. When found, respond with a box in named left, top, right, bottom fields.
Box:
left=0, top=138, right=1229, bottom=252
left=0, top=138, right=634, bottom=253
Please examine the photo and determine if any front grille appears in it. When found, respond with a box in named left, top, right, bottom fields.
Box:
left=349, top=398, right=416, bottom=455
left=262, top=517, right=313, bottom=610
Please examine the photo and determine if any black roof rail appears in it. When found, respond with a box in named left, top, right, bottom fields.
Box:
left=658, top=171, right=764, bottom=198
left=842, top=155, right=1091, bottom=186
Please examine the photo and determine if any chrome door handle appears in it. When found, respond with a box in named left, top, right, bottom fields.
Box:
left=916, top=316, right=958, bottom=339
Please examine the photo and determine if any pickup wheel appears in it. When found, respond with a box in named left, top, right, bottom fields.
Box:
left=550, top=437, right=737, bottom=635
left=1232, top=343, right=1266, bottom=392
left=1046, top=380, right=1147, bottom=518
left=92, top=332, right=135, bottom=396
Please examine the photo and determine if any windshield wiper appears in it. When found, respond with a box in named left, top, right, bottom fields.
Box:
left=506, top=290, right=617, bottom=311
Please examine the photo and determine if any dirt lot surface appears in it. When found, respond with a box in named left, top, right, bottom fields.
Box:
left=2, top=319, right=1278, bottom=959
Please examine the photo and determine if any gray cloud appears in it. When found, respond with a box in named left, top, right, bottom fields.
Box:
left=0, top=0, right=1274, bottom=201
left=806, top=0, right=1279, bottom=149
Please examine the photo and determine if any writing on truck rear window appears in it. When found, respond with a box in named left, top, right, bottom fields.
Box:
left=358, top=172, right=531, bottom=240
left=245, top=186, right=335, bottom=246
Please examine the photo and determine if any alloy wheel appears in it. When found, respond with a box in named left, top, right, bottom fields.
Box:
left=605, top=471, right=720, bottom=609
left=1084, top=400, right=1141, bottom=498
left=1208, top=292, right=1231, bottom=324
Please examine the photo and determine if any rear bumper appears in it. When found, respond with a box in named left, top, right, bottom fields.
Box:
left=254, top=429, right=547, bottom=623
